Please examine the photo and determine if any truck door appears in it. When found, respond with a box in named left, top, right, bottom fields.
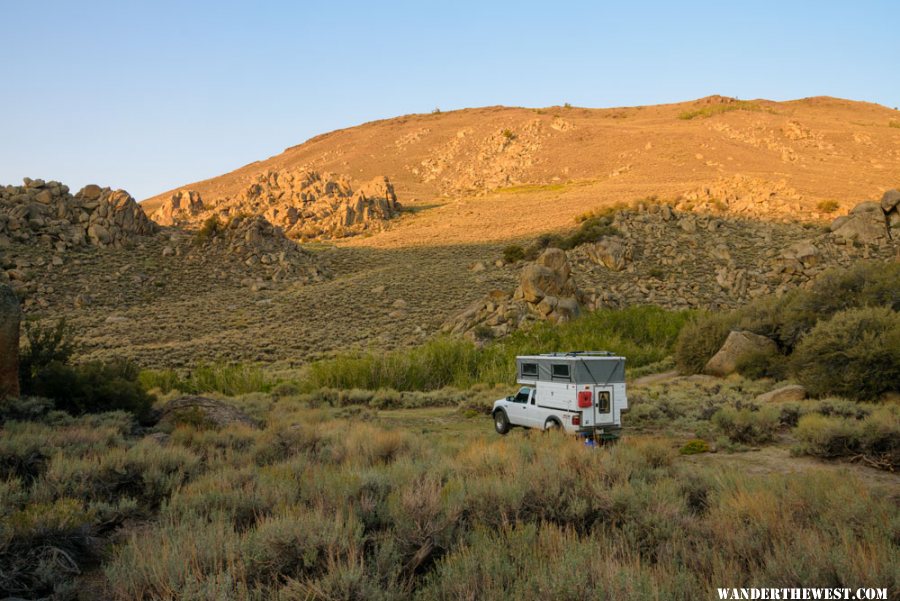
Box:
left=594, top=386, right=613, bottom=425
left=505, top=387, right=534, bottom=427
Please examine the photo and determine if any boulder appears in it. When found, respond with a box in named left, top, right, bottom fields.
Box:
left=880, top=189, right=900, bottom=213
left=0, top=282, right=20, bottom=398
left=830, top=201, right=887, bottom=244
left=154, top=396, right=259, bottom=429
left=585, top=237, right=629, bottom=271
left=704, top=330, right=778, bottom=377
left=756, top=384, right=807, bottom=403
left=152, top=189, right=205, bottom=226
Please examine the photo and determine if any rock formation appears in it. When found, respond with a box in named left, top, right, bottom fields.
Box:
left=0, top=282, right=20, bottom=398
left=443, top=247, right=581, bottom=339
left=0, top=179, right=156, bottom=251
left=183, top=214, right=330, bottom=286
left=152, top=169, right=401, bottom=240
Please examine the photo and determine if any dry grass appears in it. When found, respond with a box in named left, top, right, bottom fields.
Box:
left=1, top=383, right=897, bottom=598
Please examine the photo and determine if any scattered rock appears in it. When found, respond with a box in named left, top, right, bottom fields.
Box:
left=756, top=384, right=807, bottom=403
left=154, top=396, right=260, bottom=429
left=704, top=330, right=778, bottom=377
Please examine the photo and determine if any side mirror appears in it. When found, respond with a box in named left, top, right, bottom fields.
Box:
left=506, top=396, right=513, bottom=402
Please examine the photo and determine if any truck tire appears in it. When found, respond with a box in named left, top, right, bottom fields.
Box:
left=494, top=409, right=511, bottom=435
left=544, top=418, right=562, bottom=433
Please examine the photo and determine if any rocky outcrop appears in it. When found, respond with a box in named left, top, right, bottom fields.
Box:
left=830, top=201, right=890, bottom=244
left=154, top=396, right=259, bottom=429
left=704, top=331, right=778, bottom=377
left=0, top=178, right=157, bottom=251
left=0, top=282, right=20, bottom=398
left=513, top=248, right=581, bottom=323
left=184, top=214, right=329, bottom=286
left=442, top=248, right=581, bottom=339
left=151, top=169, right=402, bottom=241
left=152, top=189, right=204, bottom=226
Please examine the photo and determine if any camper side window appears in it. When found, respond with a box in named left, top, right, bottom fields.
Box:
left=520, top=363, right=538, bottom=377
left=551, top=364, right=570, bottom=379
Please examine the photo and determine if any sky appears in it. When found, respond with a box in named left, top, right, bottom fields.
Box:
left=1, top=0, right=897, bottom=200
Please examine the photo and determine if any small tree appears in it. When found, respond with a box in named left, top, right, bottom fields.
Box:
left=19, top=319, right=76, bottom=395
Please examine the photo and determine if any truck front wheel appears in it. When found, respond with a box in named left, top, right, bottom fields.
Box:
left=494, top=410, right=511, bottom=435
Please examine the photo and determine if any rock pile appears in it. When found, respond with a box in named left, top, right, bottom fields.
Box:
left=181, top=214, right=329, bottom=286
left=443, top=248, right=582, bottom=339
left=0, top=282, right=20, bottom=398
left=678, top=175, right=807, bottom=221
left=0, top=178, right=157, bottom=251
left=152, top=169, right=401, bottom=240
left=447, top=196, right=897, bottom=341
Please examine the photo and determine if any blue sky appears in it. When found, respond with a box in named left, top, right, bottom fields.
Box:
left=1, top=0, right=897, bottom=200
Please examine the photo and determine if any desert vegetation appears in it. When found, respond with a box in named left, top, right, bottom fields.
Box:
left=674, top=261, right=900, bottom=399
left=0, top=389, right=896, bottom=599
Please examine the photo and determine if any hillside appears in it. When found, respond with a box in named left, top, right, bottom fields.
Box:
left=2, top=96, right=899, bottom=367
left=142, top=95, right=900, bottom=247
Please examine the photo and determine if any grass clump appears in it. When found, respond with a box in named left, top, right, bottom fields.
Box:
left=141, top=362, right=274, bottom=396
left=816, top=199, right=840, bottom=213
left=679, top=439, right=711, bottom=455
left=712, top=406, right=780, bottom=445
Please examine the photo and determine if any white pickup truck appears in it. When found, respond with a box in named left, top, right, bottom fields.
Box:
left=492, top=352, right=627, bottom=437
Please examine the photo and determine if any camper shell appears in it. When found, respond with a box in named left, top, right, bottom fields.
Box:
left=492, top=352, right=627, bottom=436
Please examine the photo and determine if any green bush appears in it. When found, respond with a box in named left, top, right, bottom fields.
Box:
left=777, top=262, right=900, bottom=349
left=192, top=215, right=220, bottom=244
left=712, top=406, right=780, bottom=445
left=790, top=307, right=900, bottom=401
left=679, top=439, right=711, bottom=455
left=674, top=262, right=900, bottom=375
left=735, top=347, right=788, bottom=381
left=18, top=319, right=77, bottom=395
left=31, top=359, right=154, bottom=419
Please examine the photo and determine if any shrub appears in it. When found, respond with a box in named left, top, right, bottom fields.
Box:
left=502, top=244, right=525, bottom=263
left=31, top=359, right=154, bottom=419
left=794, top=406, right=898, bottom=470
left=778, top=262, right=900, bottom=349
left=790, top=307, right=900, bottom=401
left=816, top=200, right=840, bottom=213
left=735, top=347, right=788, bottom=381
left=679, top=439, right=711, bottom=455
left=18, top=318, right=77, bottom=395
left=193, top=215, right=220, bottom=244
left=712, top=406, right=780, bottom=445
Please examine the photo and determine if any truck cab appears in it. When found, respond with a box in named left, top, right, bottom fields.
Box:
left=492, top=352, right=627, bottom=437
